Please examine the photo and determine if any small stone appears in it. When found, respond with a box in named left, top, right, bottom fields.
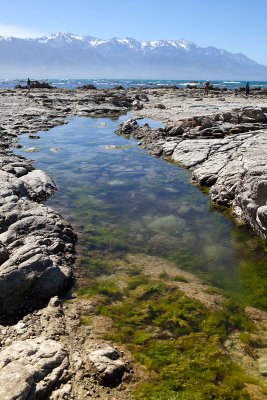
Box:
left=155, top=103, right=166, bottom=109
left=258, top=357, right=267, bottom=376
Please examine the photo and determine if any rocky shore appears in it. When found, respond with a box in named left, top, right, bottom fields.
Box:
left=0, top=86, right=266, bottom=399
left=118, top=104, right=267, bottom=239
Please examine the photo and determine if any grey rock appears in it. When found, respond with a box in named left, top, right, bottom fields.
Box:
left=20, top=169, right=57, bottom=201
left=139, top=93, right=149, bottom=102
left=88, top=346, right=126, bottom=386
left=241, top=107, right=267, bottom=123
left=172, top=139, right=219, bottom=169
left=0, top=168, right=75, bottom=314
left=162, top=141, right=179, bottom=156
left=0, top=337, right=68, bottom=400
left=155, top=103, right=166, bottom=109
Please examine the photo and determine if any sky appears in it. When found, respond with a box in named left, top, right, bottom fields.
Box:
left=1, top=0, right=267, bottom=65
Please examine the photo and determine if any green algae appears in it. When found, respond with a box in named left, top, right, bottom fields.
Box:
left=204, top=286, right=225, bottom=296
left=77, top=279, right=122, bottom=303
left=80, top=315, right=92, bottom=326
left=133, top=334, right=255, bottom=400
left=158, top=271, right=169, bottom=280
left=24, top=146, right=43, bottom=152
left=210, top=202, right=234, bottom=219
left=197, top=185, right=210, bottom=195
left=239, top=333, right=265, bottom=348
left=78, top=270, right=260, bottom=399
left=171, top=275, right=188, bottom=283
left=239, top=260, right=267, bottom=310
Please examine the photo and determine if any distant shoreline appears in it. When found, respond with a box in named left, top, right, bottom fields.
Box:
left=1, top=78, right=267, bottom=90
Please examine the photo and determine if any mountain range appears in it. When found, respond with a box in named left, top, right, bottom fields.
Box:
left=0, top=32, right=266, bottom=80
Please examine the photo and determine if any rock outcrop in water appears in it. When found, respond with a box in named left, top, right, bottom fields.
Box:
left=15, top=80, right=54, bottom=90
left=117, top=106, right=267, bottom=239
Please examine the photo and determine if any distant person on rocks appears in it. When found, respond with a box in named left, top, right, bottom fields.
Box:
left=245, top=81, right=250, bottom=96
left=27, top=78, right=31, bottom=92
left=204, top=80, right=210, bottom=95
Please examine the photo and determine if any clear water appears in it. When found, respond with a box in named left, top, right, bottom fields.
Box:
left=13, top=115, right=267, bottom=309
left=2, top=78, right=267, bottom=91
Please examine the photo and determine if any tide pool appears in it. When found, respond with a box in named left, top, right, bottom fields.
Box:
left=13, top=114, right=267, bottom=309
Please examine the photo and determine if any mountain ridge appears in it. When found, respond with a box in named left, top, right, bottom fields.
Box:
left=0, top=32, right=266, bottom=80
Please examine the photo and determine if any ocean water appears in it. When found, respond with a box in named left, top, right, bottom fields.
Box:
left=1, top=78, right=267, bottom=90
left=13, top=115, right=267, bottom=309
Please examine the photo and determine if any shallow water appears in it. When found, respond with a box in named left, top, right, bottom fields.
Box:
left=13, top=115, right=267, bottom=309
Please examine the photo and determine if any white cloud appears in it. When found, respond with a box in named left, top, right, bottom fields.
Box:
left=0, top=24, right=45, bottom=38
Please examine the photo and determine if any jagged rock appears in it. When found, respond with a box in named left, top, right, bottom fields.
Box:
left=132, top=100, right=143, bottom=110
left=155, top=103, right=166, bottom=109
left=240, top=107, right=267, bottom=123
left=139, top=93, right=149, bottom=102
left=113, top=85, right=125, bottom=90
left=168, top=124, right=184, bottom=136
left=0, top=337, right=68, bottom=400
left=0, top=168, right=75, bottom=315
left=77, top=84, right=97, bottom=90
left=15, top=80, right=54, bottom=89
left=88, top=346, right=126, bottom=386
left=162, top=141, right=180, bottom=156
left=150, top=144, right=163, bottom=156
left=20, top=169, right=57, bottom=201
left=193, top=152, right=230, bottom=186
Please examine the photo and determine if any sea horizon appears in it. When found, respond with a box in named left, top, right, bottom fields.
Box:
left=1, top=78, right=267, bottom=91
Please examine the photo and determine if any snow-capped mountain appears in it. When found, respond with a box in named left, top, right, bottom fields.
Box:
left=0, top=32, right=266, bottom=79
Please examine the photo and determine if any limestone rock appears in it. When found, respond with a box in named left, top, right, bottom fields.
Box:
left=20, top=169, right=57, bottom=201
left=0, top=167, right=75, bottom=315
left=88, top=346, right=126, bottom=386
left=172, top=139, right=219, bottom=169
left=0, top=337, right=68, bottom=400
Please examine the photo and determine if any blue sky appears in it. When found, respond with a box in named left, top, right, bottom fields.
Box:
left=1, top=0, right=267, bottom=65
